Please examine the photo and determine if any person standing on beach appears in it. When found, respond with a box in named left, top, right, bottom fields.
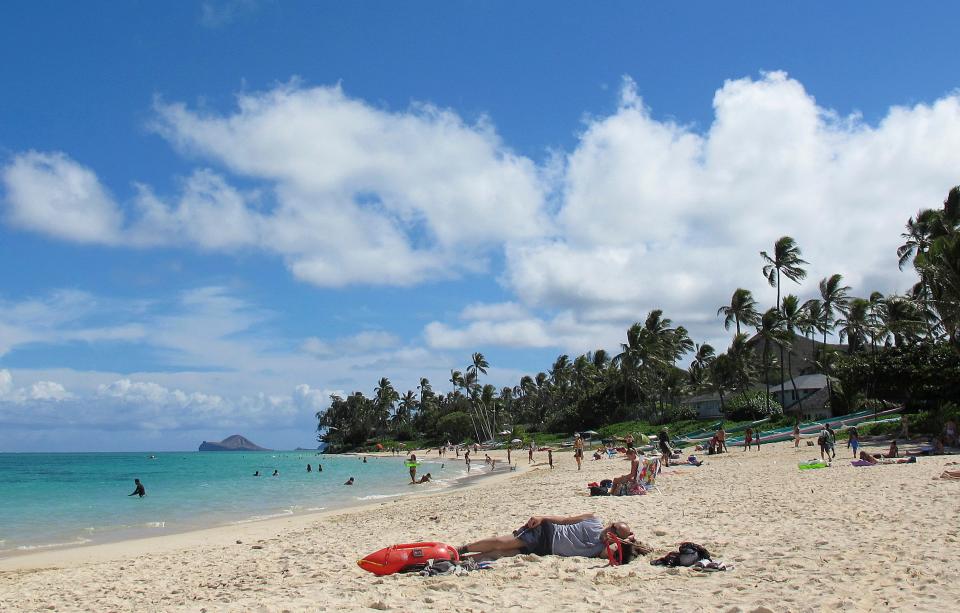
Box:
left=574, top=434, right=584, bottom=471
left=507, top=445, right=512, bottom=466
left=408, top=453, right=418, bottom=483
left=128, top=478, right=146, bottom=497
left=847, top=426, right=860, bottom=458
left=754, top=430, right=761, bottom=451
left=743, top=427, right=753, bottom=451
left=548, top=449, right=554, bottom=469
left=826, top=424, right=837, bottom=459
left=716, top=426, right=727, bottom=453
left=793, top=422, right=801, bottom=448
left=658, top=428, right=672, bottom=467
left=528, top=441, right=535, bottom=464
left=465, top=448, right=471, bottom=472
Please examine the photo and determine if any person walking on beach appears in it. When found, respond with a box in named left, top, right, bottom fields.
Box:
left=465, top=448, right=471, bottom=472
left=574, top=434, right=584, bottom=471
left=818, top=426, right=832, bottom=461
left=548, top=449, right=554, bottom=469
left=128, top=478, right=146, bottom=497
left=754, top=430, right=761, bottom=451
left=408, top=453, right=418, bottom=483
left=826, top=424, right=837, bottom=459
left=658, top=428, right=672, bottom=467
left=793, top=422, right=801, bottom=448
left=528, top=442, right=534, bottom=464
left=507, top=445, right=512, bottom=466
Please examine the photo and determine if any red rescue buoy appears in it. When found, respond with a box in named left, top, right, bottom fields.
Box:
left=357, top=542, right=460, bottom=576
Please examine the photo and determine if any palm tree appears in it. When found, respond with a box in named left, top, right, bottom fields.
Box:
left=837, top=298, right=870, bottom=354
left=761, top=236, right=809, bottom=309
left=756, top=308, right=788, bottom=413
left=717, top=288, right=761, bottom=335
left=467, top=352, right=494, bottom=441
left=373, top=377, right=399, bottom=430
left=780, top=294, right=804, bottom=410
left=818, top=274, right=852, bottom=351
left=688, top=343, right=715, bottom=392
left=761, top=237, right=808, bottom=390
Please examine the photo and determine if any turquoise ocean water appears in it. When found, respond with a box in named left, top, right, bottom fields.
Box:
left=0, top=451, right=459, bottom=556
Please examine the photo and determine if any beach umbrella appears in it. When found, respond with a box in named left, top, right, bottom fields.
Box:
left=582, top=430, right=600, bottom=437
left=499, top=430, right=512, bottom=435
left=511, top=438, right=522, bottom=444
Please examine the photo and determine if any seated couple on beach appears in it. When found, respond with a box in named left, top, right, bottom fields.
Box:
left=458, top=513, right=651, bottom=564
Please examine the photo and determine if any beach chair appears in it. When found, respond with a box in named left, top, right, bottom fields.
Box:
left=621, top=457, right=662, bottom=495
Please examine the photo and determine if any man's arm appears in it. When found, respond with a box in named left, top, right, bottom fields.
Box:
left=526, top=513, right=595, bottom=528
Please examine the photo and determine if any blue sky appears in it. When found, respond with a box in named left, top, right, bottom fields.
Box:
left=2, top=2, right=959, bottom=451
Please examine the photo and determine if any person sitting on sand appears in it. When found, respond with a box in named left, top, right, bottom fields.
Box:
left=128, top=478, right=146, bottom=497
left=886, top=440, right=899, bottom=458
left=610, top=448, right=640, bottom=494
left=457, top=513, right=651, bottom=563
left=344, top=477, right=354, bottom=485
left=593, top=449, right=602, bottom=461
left=417, top=473, right=432, bottom=483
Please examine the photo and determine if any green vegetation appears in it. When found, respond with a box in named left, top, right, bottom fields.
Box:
left=319, top=185, right=960, bottom=451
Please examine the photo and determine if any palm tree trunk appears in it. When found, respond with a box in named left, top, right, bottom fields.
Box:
left=788, top=351, right=802, bottom=411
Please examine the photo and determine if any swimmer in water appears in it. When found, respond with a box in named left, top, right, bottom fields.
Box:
left=318, top=464, right=323, bottom=472
left=344, top=477, right=354, bottom=485
left=363, top=456, right=368, bottom=463
left=128, top=478, right=146, bottom=497
left=307, top=464, right=312, bottom=472
left=272, top=470, right=279, bottom=476
left=253, top=470, right=260, bottom=476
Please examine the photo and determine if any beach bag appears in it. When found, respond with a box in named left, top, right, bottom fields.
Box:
left=590, top=485, right=610, bottom=496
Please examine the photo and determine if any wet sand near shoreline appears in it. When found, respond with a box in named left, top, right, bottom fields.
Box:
left=2, top=441, right=958, bottom=612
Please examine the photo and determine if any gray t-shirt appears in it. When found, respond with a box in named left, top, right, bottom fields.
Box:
left=552, top=517, right=604, bottom=557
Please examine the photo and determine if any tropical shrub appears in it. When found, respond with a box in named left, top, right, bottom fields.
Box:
left=723, top=392, right=783, bottom=420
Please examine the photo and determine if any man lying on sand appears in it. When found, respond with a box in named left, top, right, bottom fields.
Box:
left=457, top=513, right=651, bottom=563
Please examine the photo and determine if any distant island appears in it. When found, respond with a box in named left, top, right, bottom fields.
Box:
left=199, top=435, right=270, bottom=452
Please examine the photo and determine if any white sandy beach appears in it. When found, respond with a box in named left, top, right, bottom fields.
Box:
left=2, top=440, right=958, bottom=612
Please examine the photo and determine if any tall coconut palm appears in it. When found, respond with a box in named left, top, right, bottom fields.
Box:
left=761, top=236, right=809, bottom=309
left=717, top=288, right=761, bottom=335
left=761, top=237, right=808, bottom=391
left=373, top=377, right=399, bottom=430
left=837, top=297, right=870, bottom=354
left=756, top=308, right=789, bottom=413
left=818, top=274, right=851, bottom=355
left=467, top=352, right=494, bottom=441
left=780, top=294, right=804, bottom=410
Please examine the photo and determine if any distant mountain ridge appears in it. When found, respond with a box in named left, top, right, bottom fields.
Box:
left=199, top=435, right=270, bottom=452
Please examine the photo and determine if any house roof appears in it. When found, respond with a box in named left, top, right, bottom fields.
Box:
left=681, top=373, right=831, bottom=406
